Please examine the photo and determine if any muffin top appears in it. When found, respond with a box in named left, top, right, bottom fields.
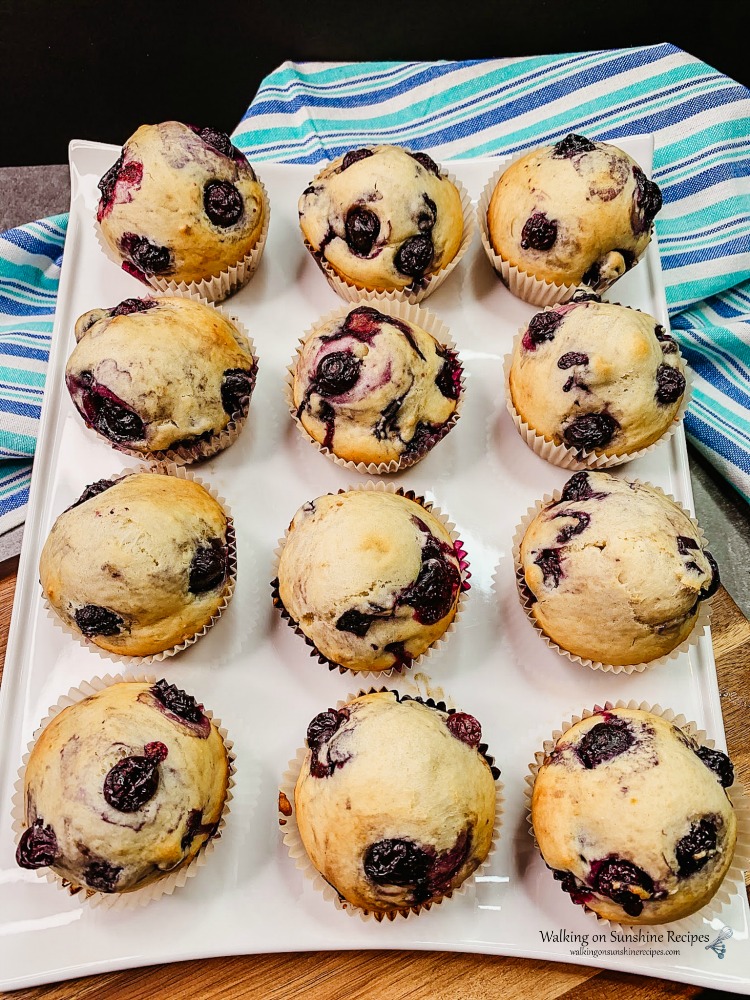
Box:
left=96, top=121, right=265, bottom=285
left=16, top=680, right=229, bottom=894
left=294, top=691, right=497, bottom=913
left=509, top=297, right=686, bottom=456
left=519, top=471, right=719, bottom=665
left=298, top=145, right=464, bottom=291
left=487, top=133, right=661, bottom=290
left=532, top=707, right=737, bottom=924
left=67, top=296, right=256, bottom=454
left=292, top=305, right=462, bottom=466
left=39, top=474, right=231, bottom=657
left=276, top=490, right=463, bottom=672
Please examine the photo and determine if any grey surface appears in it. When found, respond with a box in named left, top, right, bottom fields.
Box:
left=1, top=165, right=748, bottom=617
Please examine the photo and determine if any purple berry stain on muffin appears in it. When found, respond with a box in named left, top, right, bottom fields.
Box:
left=403, top=536, right=461, bottom=625
left=695, top=745, right=734, bottom=787
left=552, top=510, right=590, bottom=543
left=66, top=371, right=146, bottom=444
left=533, top=548, right=564, bottom=588
left=675, top=817, right=718, bottom=876
left=307, top=707, right=351, bottom=778
left=188, top=538, right=227, bottom=594
left=345, top=206, right=381, bottom=256
left=394, top=234, right=434, bottom=279
left=74, top=604, right=124, bottom=638
left=336, top=608, right=378, bottom=637
left=84, top=860, right=123, bottom=893
left=340, top=148, right=374, bottom=171
left=558, top=470, right=608, bottom=504
left=220, top=366, right=257, bottom=416
left=563, top=412, right=619, bottom=453
left=575, top=716, right=636, bottom=769
left=180, top=807, right=219, bottom=850
left=103, top=741, right=168, bottom=813
left=435, top=347, right=462, bottom=400
left=520, top=213, right=558, bottom=251
left=522, top=310, right=563, bottom=351
left=364, top=828, right=471, bottom=902
left=557, top=352, right=589, bottom=370
left=119, top=232, right=173, bottom=281
left=552, top=867, right=593, bottom=906
left=655, top=363, right=686, bottom=405
left=313, top=351, right=363, bottom=397
left=446, top=712, right=482, bottom=748
left=110, top=297, right=157, bottom=317
left=408, top=151, right=441, bottom=177
left=701, top=551, right=720, bottom=600
left=65, top=478, right=116, bottom=512
left=97, top=155, right=143, bottom=222
left=203, top=180, right=244, bottom=228
left=590, top=857, right=656, bottom=917
left=188, top=124, right=247, bottom=164
left=552, top=134, right=597, bottom=158
left=655, top=324, right=679, bottom=354
left=16, top=818, right=59, bottom=869
left=149, top=679, right=210, bottom=738
left=631, top=166, right=662, bottom=234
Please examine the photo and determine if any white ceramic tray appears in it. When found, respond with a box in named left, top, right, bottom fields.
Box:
left=0, top=138, right=748, bottom=994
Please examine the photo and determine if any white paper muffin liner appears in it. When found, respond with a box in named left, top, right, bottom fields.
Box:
left=301, top=163, right=474, bottom=305
left=502, top=308, right=693, bottom=470
left=510, top=479, right=714, bottom=673
left=11, top=671, right=236, bottom=909
left=270, top=481, right=471, bottom=677
left=95, top=176, right=270, bottom=304
left=41, top=463, right=237, bottom=667
left=285, top=299, right=465, bottom=474
left=477, top=153, right=652, bottom=307
left=278, top=685, right=502, bottom=922
left=524, top=700, right=750, bottom=931
left=74, top=295, right=258, bottom=467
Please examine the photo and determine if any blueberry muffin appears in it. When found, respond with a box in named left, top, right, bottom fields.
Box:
left=298, top=145, right=464, bottom=292
left=531, top=708, right=737, bottom=924
left=293, top=691, right=497, bottom=914
left=487, top=134, right=662, bottom=293
left=39, top=473, right=233, bottom=657
left=67, top=295, right=257, bottom=457
left=274, top=490, right=464, bottom=672
left=518, top=471, right=719, bottom=666
left=292, top=305, right=462, bottom=467
left=16, top=679, right=229, bottom=895
left=96, top=121, right=266, bottom=289
left=509, top=296, right=687, bottom=458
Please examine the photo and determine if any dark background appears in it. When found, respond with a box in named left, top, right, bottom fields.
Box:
left=1, top=0, right=748, bottom=167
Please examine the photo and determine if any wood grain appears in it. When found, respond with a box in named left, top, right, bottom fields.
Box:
left=1, top=567, right=747, bottom=1000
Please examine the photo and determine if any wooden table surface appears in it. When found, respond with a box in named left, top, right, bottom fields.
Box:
left=1, top=558, right=747, bottom=1000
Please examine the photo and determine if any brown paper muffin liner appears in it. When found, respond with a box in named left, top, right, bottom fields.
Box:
left=502, top=310, right=693, bottom=470
left=11, top=672, right=236, bottom=909
left=41, top=463, right=237, bottom=666
left=524, top=700, right=750, bottom=931
left=81, top=296, right=259, bottom=467
left=279, top=685, right=502, bottom=922
left=477, top=156, right=652, bottom=307
left=510, top=480, right=713, bottom=673
left=95, top=176, right=270, bottom=304
left=270, top=481, right=471, bottom=677
left=285, top=299, right=465, bottom=474
left=301, top=166, right=474, bottom=306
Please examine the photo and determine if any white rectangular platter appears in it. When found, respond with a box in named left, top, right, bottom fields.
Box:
left=0, top=137, right=748, bottom=994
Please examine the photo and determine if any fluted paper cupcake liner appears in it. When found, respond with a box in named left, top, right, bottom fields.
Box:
left=78, top=295, right=259, bottom=467
left=285, top=299, right=465, bottom=474
left=42, top=463, right=237, bottom=666
left=271, top=481, right=471, bottom=677
left=301, top=167, right=474, bottom=306
left=524, top=700, right=750, bottom=931
left=11, top=672, right=235, bottom=909
left=279, top=686, right=502, bottom=922
left=477, top=156, right=652, bottom=307
left=510, top=480, right=713, bottom=673
left=502, top=310, right=693, bottom=470
left=95, top=177, right=270, bottom=304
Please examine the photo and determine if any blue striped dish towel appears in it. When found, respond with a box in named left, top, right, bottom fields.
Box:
left=1, top=44, right=749, bottom=540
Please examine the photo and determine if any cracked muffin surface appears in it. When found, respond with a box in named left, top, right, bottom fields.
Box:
left=298, top=145, right=463, bottom=291
left=96, top=121, right=265, bottom=285
left=488, top=133, right=661, bottom=292
left=294, top=691, right=496, bottom=913
left=292, top=305, right=461, bottom=466
left=16, top=680, right=229, bottom=894
left=532, top=707, right=737, bottom=924
left=276, top=490, right=463, bottom=671
left=509, top=297, right=686, bottom=457
left=518, top=471, right=718, bottom=665
left=67, top=296, right=256, bottom=455
left=39, top=474, right=231, bottom=657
